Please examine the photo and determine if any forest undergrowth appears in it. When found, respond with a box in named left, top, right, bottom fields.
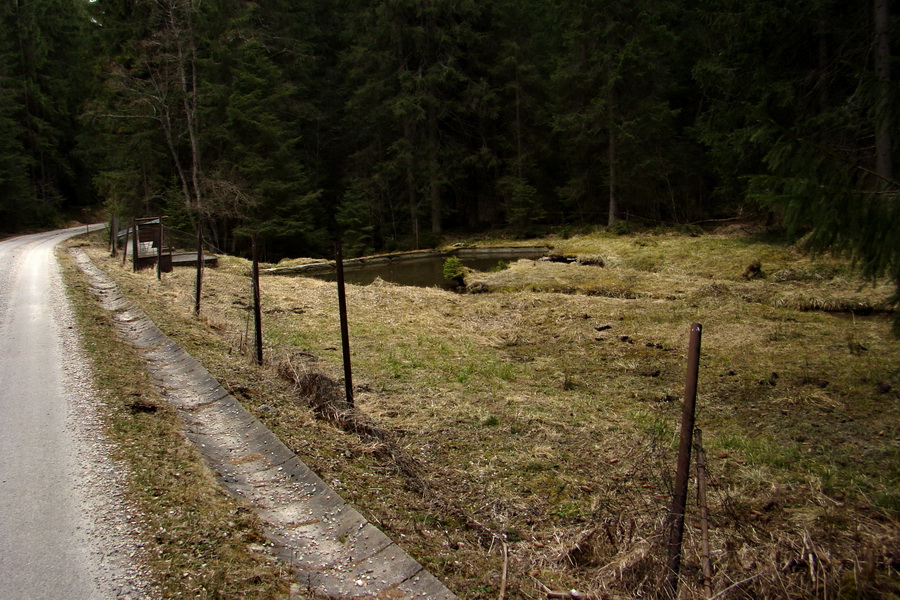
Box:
left=82, top=226, right=899, bottom=599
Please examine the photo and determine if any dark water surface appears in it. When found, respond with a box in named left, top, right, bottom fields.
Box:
left=312, top=249, right=547, bottom=289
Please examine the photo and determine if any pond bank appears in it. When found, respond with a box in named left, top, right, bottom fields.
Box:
left=264, top=246, right=551, bottom=289
left=263, top=246, right=551, bottom=277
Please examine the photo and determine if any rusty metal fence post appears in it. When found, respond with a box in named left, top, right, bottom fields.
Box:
left=251, top=233, right=263, bottom=365
left=665, top=322, right=702, bottom=598
left=334, top=240, right=354, bottom=407
left=194, top=220, right=203, bottom=316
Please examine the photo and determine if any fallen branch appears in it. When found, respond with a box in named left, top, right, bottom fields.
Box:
left=535, top=579, right=631, bottom=600
left=707, top=573, right=762, bottom=600
left=545, top=591, right=628, bottom=600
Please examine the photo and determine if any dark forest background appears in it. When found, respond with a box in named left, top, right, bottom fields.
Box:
left=1, top=0, right=897, bottom=270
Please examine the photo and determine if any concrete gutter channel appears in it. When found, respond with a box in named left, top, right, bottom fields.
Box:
left=70, top=248, right=456, bottom=600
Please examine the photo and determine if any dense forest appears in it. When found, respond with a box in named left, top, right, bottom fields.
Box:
left=0, top=0, right=897, bottom=265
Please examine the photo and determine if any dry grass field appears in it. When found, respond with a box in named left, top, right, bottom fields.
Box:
left=82, top=226, right=899, bottom=599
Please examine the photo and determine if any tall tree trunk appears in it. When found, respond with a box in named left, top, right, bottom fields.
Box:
left=428, top=102, right=441, bottom=235
left=403, top=118, right=419, bottom=248
left=424, top=0, right=442, bottom=236
left=159, top=102, right=194, bottom=212
left=395, top=27, right=420, bottom=247
left=608, top=126, right=619, bottom=226
left=175, top=0, right=202, bottom=212
left=515, top=59, right=523, bottom=180
left=13, top=0, right=36, bottom=202
left=608, top=78, right=620, bottom=226
left=817, top=16, right=829, bottom=113
left=875, top=0, right=892, bottom=188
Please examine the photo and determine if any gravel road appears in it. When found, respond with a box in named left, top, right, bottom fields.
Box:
left=0, top=227, right=153, bottom=599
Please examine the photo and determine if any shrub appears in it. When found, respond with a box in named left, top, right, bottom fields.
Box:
left=609, top=220, right=632, bottom=235
left=443, top=256, right=466, bottom=281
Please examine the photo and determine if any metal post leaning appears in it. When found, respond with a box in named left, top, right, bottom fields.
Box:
left=665, top=322, right=702, bottom=598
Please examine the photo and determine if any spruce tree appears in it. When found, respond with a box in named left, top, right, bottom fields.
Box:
left=340, top=0, right=492, bottom=246
left=487, top=0, right=560, bottom=232
left=1, top=0, right=95, bottom=228
left=694, top=0, right=899, bottom=330
left=552, top=0, right=678, bottom=226
left=0, top=3, right=29, bottom=229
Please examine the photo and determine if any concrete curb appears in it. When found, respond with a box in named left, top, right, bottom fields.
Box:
left=70, top=249, right=456, bottom=600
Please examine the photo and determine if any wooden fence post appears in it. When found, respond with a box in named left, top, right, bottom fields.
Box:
left=194, top=220, right=203, bottom=316
left=131, top=219, right=139, bottom=272
left=156, top=222, right=163, bottom=280
left=121, top=221, right=129, bottom=266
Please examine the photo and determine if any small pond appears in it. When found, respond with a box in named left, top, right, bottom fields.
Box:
left=310, top=247, right=548, bottom=289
